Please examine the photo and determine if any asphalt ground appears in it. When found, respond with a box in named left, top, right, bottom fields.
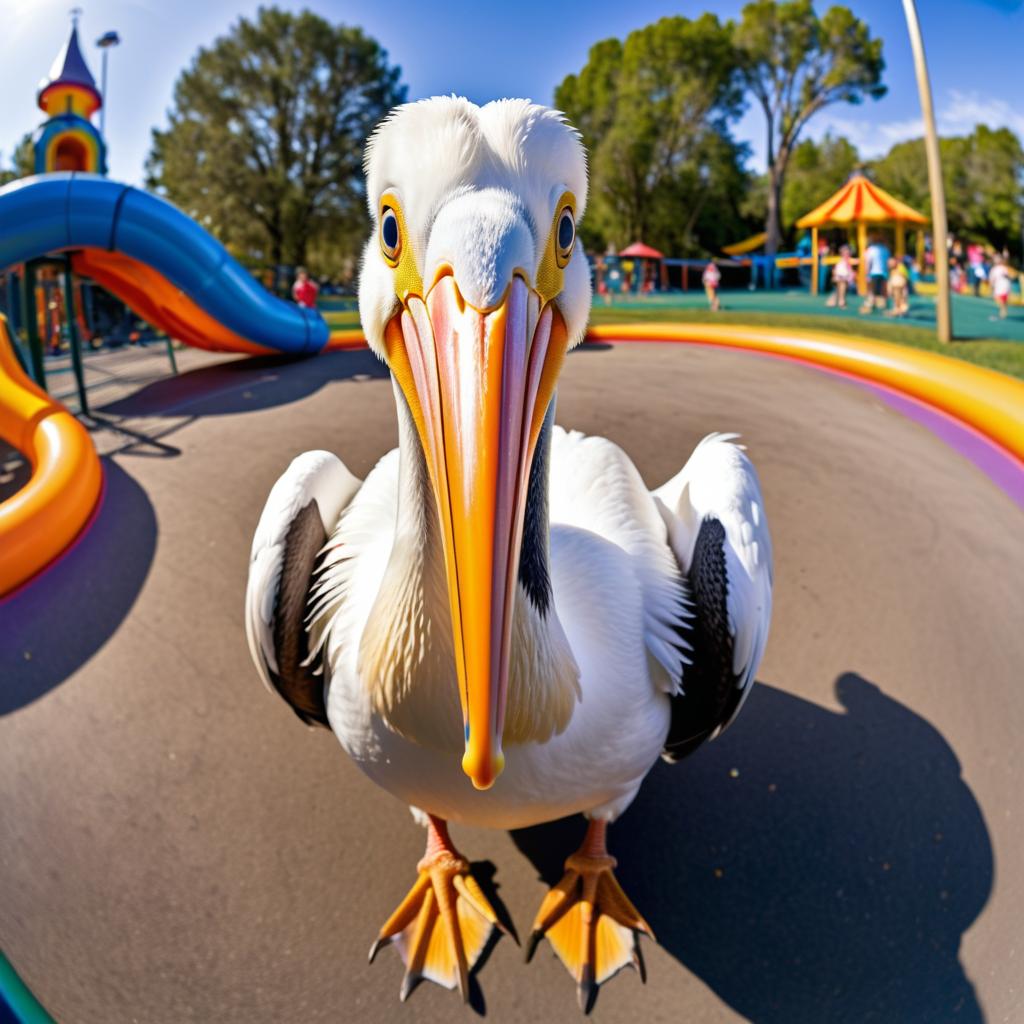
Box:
left=2, top=341, right=1022, bottom=1023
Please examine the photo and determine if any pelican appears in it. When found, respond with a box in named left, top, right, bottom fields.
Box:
left=245, top=97, right=772, bottom=1011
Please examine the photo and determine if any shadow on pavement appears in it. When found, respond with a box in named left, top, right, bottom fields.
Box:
left=512, top=674, right=992, bottom=1022
left=0, top=460, right=157, bottom=713
left=101, top=349, right=389, bottom=419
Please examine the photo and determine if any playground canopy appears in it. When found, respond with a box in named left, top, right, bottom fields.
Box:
left=796, top=175, right=929, bottom=294
left=619, top=242, right=664, bottom=259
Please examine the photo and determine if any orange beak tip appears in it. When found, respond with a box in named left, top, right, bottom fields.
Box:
left=462, top=747, right=505, bottom=791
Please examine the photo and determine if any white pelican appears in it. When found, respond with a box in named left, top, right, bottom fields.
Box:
left=245, top=97, right=772, bottom=1011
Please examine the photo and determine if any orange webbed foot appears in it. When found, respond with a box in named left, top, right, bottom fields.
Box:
left=369, top=816, right=508, bottom=1002
left=525, top=820, right=652, bottom=1014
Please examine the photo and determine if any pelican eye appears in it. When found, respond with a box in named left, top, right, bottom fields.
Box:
left=556, top=207, right=575, bottom=265
left=380, top=206, right=401, bottom=262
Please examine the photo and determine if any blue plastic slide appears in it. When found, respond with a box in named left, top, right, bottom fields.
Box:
left=0, top=173, right=329, bottom=355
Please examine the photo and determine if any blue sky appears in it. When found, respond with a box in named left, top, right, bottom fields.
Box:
left=1, top=0, right=1022, bottom=186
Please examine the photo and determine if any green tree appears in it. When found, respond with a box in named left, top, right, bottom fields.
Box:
left=873, top=126, right=1024, bottom=253
left=556, top=15, right=748, bottom=256
left=146, top=6, right=405, bottom=272
left=734, top=0, right=885, bottom=257
left=0, top=133, right=36, bottom=185
left=781, top=133, right=860, bottom=229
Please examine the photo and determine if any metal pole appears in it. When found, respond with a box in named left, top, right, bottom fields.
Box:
left=63, top=257, right=89, bottom=416
left=901, top=0, right=952, bottom=343
left=20, top=261, right=45, bottom=390
left=164, top=335, right=178, bottom=374
left=100, top=48, right=108, bottom=137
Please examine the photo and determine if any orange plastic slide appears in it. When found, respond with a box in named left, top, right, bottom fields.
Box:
left=0, top=315, right=102, bottom=594
left=71, top=249, right=273, bottom=356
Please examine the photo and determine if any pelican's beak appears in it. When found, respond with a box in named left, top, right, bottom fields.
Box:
left=384, top=272, right=568, bottom=789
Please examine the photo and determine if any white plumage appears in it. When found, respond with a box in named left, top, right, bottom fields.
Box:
left=246, top=423, right=771, bottom=826
left=243, top=96, right=773, bottom=1004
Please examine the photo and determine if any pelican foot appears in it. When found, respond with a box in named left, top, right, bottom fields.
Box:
left=369, top=816, right=506, bottom=1002
left=525, top=819, right=653, bottom=1014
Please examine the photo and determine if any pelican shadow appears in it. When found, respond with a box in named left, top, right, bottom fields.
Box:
left=512, top=674, right=992, bottom=1022
left=101, top=348, right=388, bottom=419
left=0, top=459, right=157, bottom=713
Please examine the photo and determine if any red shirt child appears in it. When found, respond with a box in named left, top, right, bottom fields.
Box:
left=292, top=269, right=319, bottom=309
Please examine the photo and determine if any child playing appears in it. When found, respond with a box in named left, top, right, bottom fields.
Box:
left=860, top=236, right=891, bottom=313
left=886, top=258, right=909, bottom=317
left=989, top=255, right=1013, bottom=320
left=702, top=260, right=721, bottom=311
left=827, top=245, right=853, bottom=308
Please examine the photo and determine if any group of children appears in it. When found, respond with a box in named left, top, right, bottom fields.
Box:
left=825, top=241, right=1018, bottom=321
left=828, top=240, right=913, bottom=318
left=644, top=246, right=1016, bottom=321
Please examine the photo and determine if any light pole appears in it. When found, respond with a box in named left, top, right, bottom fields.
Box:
left=901, top=0, right=951, bottom=343
left=96, top=30, right=120, bottom=139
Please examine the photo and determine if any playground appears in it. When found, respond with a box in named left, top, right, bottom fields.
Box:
left=2, top=7, right=1024, bottom=1024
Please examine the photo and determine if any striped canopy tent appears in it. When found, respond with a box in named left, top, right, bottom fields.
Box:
left=796, top=175, right=928, bottom=295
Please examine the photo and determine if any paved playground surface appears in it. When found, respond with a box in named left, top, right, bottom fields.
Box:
left=2, top=341, right=1022, bottom=1022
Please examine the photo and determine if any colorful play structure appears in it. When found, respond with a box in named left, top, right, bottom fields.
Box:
left=0, top=20, right=362, bottom=596
left=720, top=176, right=931, bottom=294
left=796, top=174, right=929, bottom=296
left=604, top=175, right=931, bottom=296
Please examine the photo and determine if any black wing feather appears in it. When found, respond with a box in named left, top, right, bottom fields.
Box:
left=663, top=516, right=742, bottom=762
left=267, top=499, right=330, bottom=727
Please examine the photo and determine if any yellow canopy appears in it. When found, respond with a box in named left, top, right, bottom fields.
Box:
left=796, top=175, right=928, bottom=229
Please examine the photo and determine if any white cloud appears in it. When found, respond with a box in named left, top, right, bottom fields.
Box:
left=939, top=89, right=1024, bottom=138
left=805, top=88, right=1024, bottom=160
left=807, top=115, right=924, bottom=158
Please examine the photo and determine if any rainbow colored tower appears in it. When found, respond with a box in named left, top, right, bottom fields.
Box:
left=33, top=16, right=106, bottom=175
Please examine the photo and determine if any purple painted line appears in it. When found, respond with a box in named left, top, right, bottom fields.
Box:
left=855, top=379, right=1024, bottom=511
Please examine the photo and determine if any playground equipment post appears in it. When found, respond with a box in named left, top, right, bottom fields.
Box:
left=902, top=0, right=952, bottom=343
left=19, top=262, right=45, bottom=389
left=63, top=256, right=89, bottom=416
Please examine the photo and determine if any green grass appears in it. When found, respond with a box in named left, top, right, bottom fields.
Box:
left=322, top=309, right=361, bottom=329
left=588, top=305, right=1024, bottom=382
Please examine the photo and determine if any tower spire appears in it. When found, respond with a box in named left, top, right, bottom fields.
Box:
left=37, top=14, right=102, bottom=117
left=33, top=14, right=107, bottom=174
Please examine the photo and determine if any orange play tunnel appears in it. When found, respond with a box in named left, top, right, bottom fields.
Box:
left=0, top=315, right=102, bottom=593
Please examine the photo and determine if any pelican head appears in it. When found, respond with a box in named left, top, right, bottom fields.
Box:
left=359, top=97, right=590, bottom=791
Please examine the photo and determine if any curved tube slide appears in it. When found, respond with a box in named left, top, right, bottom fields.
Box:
left=0, top=173, right=328, bottom=356
left=0, top=316, right=102, bottom=594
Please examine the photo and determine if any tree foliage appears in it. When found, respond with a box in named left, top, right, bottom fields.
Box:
left=872, top=126, right=1024, bottom=253
left=734, top=0, right=885, bottom=255
left=0, top=133, right=36, bottom=186
left=556, top=15, right=751, bottom=256
left=781, top=133, right=860, bottom=228
left=146, top=6, right=405, bottom=273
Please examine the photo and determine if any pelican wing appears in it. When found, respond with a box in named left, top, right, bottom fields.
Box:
left=245, top=451, right=362, bottom=726
left=653, top=434, right=773, bottom=761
